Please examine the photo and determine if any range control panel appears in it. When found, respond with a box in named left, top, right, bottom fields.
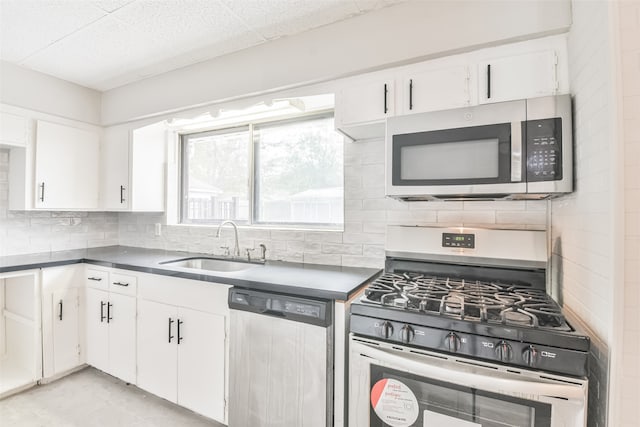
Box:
left=350, top=314, right=588, bottom=378
left=442, top=233, right=475, bottom=249
left=525, top=118, right=563, bottom=182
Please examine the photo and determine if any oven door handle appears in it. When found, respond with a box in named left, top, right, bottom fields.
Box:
left=352, top=341, right=586, bottom=401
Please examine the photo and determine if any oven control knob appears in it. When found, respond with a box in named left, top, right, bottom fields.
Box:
left=522, top=345, right=539, bottom=366
left=379, top=321, right=394, bottom=339
left=400, top=325, right=415, bottom=343
left=495, top=341, right=513, bottom=361
left=445, top=332, right=461, bottom=353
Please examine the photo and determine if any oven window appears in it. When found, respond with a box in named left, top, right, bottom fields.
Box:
left=369, top=365, right=552, bottom=427
left=400, top=138, right=499, bottom=180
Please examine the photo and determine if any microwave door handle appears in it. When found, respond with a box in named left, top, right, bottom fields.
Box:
left=351, top=341, right=585, bottom=401
left=511, top=121, right=523, bottom=182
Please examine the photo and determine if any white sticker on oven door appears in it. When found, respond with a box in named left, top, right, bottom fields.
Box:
left=423, top=410, right=481, bottom=427
left=371, top=378, right=419, bottom=427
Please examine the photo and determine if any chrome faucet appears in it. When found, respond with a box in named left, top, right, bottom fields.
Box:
left=215, top=220, right=240, bottom=257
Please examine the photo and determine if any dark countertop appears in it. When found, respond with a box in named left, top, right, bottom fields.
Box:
left=0, top=246, right=381, bottom=300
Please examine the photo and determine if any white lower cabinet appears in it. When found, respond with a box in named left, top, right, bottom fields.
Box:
left=50, top=288, right=80, bottom=374
left=41, top=265, right=84, bottom=380
left=84, top=266, right=137, bottom=383
left=136, top=272, right=230, bottom=424
left=137, top=300, right=227, bottom=422
left=85, top=288, right=136, bottom=384
left=176, top=307, right=226, bottom=420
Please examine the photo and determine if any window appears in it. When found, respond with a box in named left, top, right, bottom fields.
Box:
left=181, top=113, right=344, bottom=228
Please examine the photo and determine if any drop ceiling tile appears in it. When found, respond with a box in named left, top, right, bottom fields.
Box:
left=219, top=0, right=361, bottom=40
left=22, top=14, right=166, bottom=89
left=0, top=0, right=107, bottom=62
left=111, top=0, right=264, bottom=50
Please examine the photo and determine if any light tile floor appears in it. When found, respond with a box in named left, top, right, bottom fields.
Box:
left=0, top=367, right=225, bottom=427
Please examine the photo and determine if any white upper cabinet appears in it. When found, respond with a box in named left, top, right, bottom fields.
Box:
left=398, top=61, right=473, bottom=115
left=100, top=126, right=130, bottom=210
left=335, top=72, right=395, bottom=141
left=478, top=50, right=559, bottom=104
left=100, top=122, right=166, bottom=212
left=34, top=120, right=100, bottom=210
left=334, top=34, right=568, bottom=141
left=0, top=112, right=28, bottom=147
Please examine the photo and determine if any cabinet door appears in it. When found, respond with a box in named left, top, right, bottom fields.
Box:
left=478, top=51, right=558, bottom=104
left=107, top=293, right=136, bottom=384
left=0, top=112, right=28, bottom=147
left=100, top=126, right=130, bottom=211
left=137, top=300, right=178, bottom=402
left=51, top=288, right=80, bottom=375
left=336, top=77, right=394, bottom=126
left=85, top=288, right=109, bottom=373
left=177, top=308, right=226, bottom=422
left=400, top=65, right=471, bottom=114
left=130, top=123, right=166, bottom=212
left=34, top=120, right=99, bottom=210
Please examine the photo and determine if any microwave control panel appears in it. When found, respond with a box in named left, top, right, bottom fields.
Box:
left=524, top=118, right=563, bottom=182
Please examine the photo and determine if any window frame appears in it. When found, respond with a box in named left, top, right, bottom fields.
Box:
left=179, top=110, right=343, bottom=229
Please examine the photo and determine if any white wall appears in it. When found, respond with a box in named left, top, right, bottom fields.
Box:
left=0, top=61, right=101, bottom=125
left=613, top=2, right=640, bottom=425
left=101, top=0, right=571, bottom=125
left=550, top=1, right=618, bottom=426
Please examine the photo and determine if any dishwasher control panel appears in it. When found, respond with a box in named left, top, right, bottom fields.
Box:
left=229, top=288, right=332, bottom=327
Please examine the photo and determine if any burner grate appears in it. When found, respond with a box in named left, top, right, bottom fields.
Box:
left=361, top=272, right=571, bottom=331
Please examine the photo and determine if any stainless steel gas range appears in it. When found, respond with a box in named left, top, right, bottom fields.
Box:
left=349, top=226, right=589, bottom=427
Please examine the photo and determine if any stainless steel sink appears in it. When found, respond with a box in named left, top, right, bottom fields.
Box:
left=160, top=257, right=258, bottom=272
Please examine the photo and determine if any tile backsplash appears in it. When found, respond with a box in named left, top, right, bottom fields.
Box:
left=118, top=137, right=548, bottom=269
left=0, top=148, right=119, bottom=257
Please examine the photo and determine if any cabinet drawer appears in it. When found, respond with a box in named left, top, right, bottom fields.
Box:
left=86, top=269, right=109, bottom=290
left=110, top=272, right=137, bottom=296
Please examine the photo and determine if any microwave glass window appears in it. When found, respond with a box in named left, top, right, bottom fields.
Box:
left=400, top=138, right=500, bottom=180
left=370, top=365, right=552, bottom=427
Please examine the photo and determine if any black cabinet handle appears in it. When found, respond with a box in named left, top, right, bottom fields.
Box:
left=58, top=300, right=63, bottom=321
left=120, top=185, right=126, bottom=204
left=100, top=301, right=106, bottom=322
left=409, top=79, right=413, bottom=110
left=39, top=182, right=45, bottom=202
left=168, top=318, right=175, bottom=343
left=88, top=277, right=102, bottom=281
left=487, top=64, right=491, bottom=99
left=112, top=281, right=129, bottom=287
left=383, top=83, right=388, bottom=114
left=177, top=319, right=184, bottom=344
left=107, top=302, right=113, bottom=323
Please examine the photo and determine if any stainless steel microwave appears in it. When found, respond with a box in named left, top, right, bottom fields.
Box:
left=386, top=95, right=572, bottom=201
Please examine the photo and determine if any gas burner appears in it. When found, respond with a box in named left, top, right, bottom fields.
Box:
left=361, top=272, right=572, bottom=331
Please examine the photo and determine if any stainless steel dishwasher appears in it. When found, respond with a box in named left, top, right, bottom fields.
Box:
left=228, top=288, right=333, bottom=427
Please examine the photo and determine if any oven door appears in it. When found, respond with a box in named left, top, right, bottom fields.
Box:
left=349, top=337, right=587, bottom=427
left=385, top=99, right=527, bottom=199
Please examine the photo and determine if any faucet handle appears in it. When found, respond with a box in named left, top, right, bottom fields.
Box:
left=259, top=244, right=267, bottom=260
left=219, top=246, right=230, bottom=257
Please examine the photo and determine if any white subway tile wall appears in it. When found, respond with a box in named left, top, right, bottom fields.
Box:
left=0, top=148, right=119, bottom=257
left=619, top=1, right=640, bottom=425
left=551, top=2, right=614, bottom=426
left=118, top=138, right=548, bottom=268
